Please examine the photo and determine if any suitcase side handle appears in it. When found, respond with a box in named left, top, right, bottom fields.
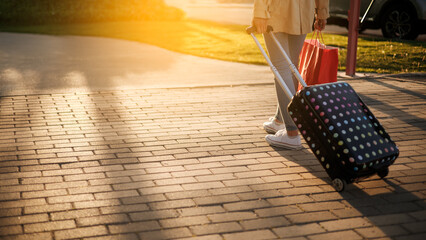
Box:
left=246, top=26, right=308, bottom=100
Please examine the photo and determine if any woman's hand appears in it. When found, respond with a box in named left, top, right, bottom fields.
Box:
left=314, top=18, right=327, bottom=31
left=252, top=17, right=268, bottom=34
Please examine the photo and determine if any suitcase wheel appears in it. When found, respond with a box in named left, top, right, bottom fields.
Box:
left=377, top=167, right=389, bottom=179
left=332, top=178, right=347, bottom=192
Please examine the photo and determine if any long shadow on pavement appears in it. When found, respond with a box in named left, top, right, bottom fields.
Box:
left=0, top=91, right=171, bottom=239
left=270, top=77, right=426, bottom=239
left=73, top=91, right=176, bottom=239
left=274, top=145, right=425, bottom=239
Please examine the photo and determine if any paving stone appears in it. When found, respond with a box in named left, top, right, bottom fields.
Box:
left=319, top=217, right=372, bottom=231
left=237, top=189, right=283, bottom=201
left=194, top=194, right=240, bottom=206
left=409, top=210, right=426, bottom=221
left=255, top=205, right=303, bottom=217
left=330, top=207, right=372, bottom=218
left=0, top=232, right=53, bottom=240
left=74, top=199, right=122, bottom=210
left=108, top=221, right=161, bottom=234
left=47, top=193, right=95, bottom=204
left=94, top=190, right=139, bottom=200
left=154, top=176, right=197, bottom=186
left=278, top=186, right=324, bottom=195
left=308, top=230, right=363, bottom=240
left=0, top=208, right=23, bottom=217
left=51, top=209, right=100, bottom=221
left=224, top=199, right=271, bottom=211
left=68, top=185, right=113, bottom=195
left=0, top=213, right=49, bottom=226
left=76, top=214, right=130, bottom=226
left=262, top=174, right=304, bottom=182
left=0, top=192, right=20, bottom=201
left=273, top=223, right=325, bottom=238
left=182, top=181, right=225, bottom=191
left=189, top=222, right=242, bottom=235
left=376, top=203, right=422, bottom=214
left=0, top=76, right=425, bottom=240
left=83, top=233, right=139, bottom=240
left=355, top=225, right=409, bottom=238
left=45, top=180, right=88, bottom=190
left=394, top=233, right=426, bottom=240
left=139, top=227, right=193, bottom=239
left=286, top=211, right=338, bottom=224
left=24, top=203, right=73, bottom=214
left=24, top=220, right=76, bottom=233
left=402, top=221, right=426, bottom=233
left=241, top=216, right=291, bottom=230
left=160, top=216, right=210, bottom=228
left=128, top=210, right=179, bottom=222
left=178, top=206, right=226, bottom=217
left=223, top=229, right=277, bottom=240
left=171, top=169, right=212, bottom=178
left=149, top=199, right=196, bottom=210
left=210, top=166, right=249, bottom=174
left=207, top=211, right=257, bottom=223
left=208, top=186, right=252, bottom=196
left=54, top=226, right=108, bottom=239
left=22, top=189, right=68, bottom=199
left=165, top=190, right=211, bottom=200
left=223, top=178, right=265, bottom=187
left=177, top=234, right=222, bottom=240
left=120, top=194, right=167, bottom=205
left=298, top=201, right=347, bottom=211
left=368, top=213, right=417, bottom=226
left=267, top=195, right=314, bottom=206
left=64, top=173, right=106, bottom=182
left=222, top=159, right=260, bottom=167
left=138, top=185, right=184, bottom=195
left=0, top=225, right=23, bottom=236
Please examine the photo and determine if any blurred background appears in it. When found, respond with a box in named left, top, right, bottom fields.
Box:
left=165, top=0, right=426, bottom=41
left=1, top=0, right=423, bottom=40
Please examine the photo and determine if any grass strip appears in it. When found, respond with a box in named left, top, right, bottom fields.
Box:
left=0, top=20, right=424, bottom=74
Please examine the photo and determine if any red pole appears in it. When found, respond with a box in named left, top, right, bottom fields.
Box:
left=346, top=0, right=361, bottom=76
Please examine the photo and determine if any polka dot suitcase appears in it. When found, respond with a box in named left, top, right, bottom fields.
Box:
left=247, top=26, right=399, bottom=191
left=288, top=83, right=399, bottom=191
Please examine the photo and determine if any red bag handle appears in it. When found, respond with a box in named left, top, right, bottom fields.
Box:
left=308, top=30, right=326, bottom=47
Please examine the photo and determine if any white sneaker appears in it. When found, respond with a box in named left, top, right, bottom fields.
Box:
left=263, top=117, right=285, bottom=134
left=265, top=129, right=302, bottom=150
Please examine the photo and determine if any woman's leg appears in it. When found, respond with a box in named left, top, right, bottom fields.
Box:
left=264, top=32, right=306, bottom=134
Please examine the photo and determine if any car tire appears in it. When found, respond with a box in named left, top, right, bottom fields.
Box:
left=358, top=25, right=367, bottom=34
left=380, top=4, right=419, bottom=40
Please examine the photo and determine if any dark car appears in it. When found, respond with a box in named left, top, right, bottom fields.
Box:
left=328, top=0, right=426, bottom=40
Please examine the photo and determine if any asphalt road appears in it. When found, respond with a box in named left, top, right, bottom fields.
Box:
left=0, top=32, right=273, bottom=96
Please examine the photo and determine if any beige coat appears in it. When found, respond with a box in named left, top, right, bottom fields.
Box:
left=253, top=0, right=329, bottom=35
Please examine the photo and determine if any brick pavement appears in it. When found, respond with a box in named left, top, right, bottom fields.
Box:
left=0, top=74, right=425, bottom=239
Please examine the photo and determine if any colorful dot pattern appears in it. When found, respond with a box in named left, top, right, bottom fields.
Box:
left=288, top=82, right=399, bottom=180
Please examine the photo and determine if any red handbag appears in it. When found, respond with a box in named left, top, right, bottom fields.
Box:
left=298, top=31, right=339, bottom=91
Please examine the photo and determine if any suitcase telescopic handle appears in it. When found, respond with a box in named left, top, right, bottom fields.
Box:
left=246, top=26, right=307, bottom=100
